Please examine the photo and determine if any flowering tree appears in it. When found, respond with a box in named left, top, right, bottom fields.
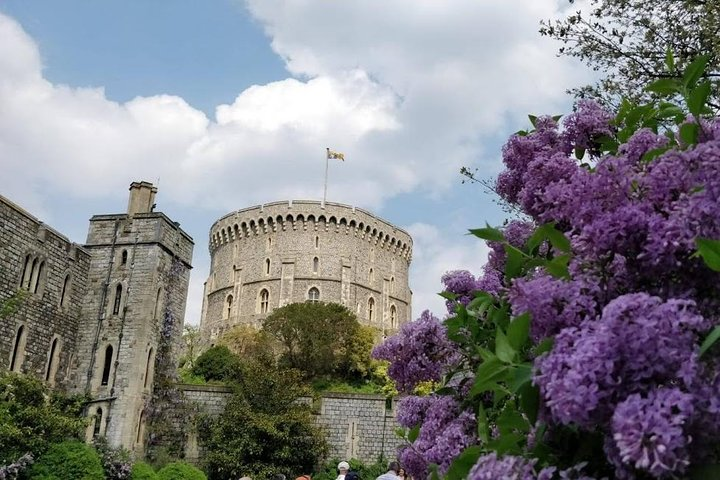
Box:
left=374, top=55, right=720, bottom=479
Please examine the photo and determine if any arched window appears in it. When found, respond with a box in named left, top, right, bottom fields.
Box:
left=224, top=295, right=233, bottom=319
left=390, top=305, right=397, bottom=329
left=112, top=284, right=122, bottom=315
left=25, top=257, right=38, bottom=290
left=121, top=250, right=128, bottom=266
left=259, top=289, right=269, bottom=314
left=313, top=257, right=319, bottom=274
left=153, top=288, right=162, bottom=319
left=267, top=237, right=272, bottom=250
left=60, top=274, right=71, bottom=307
left=315, top=236, right=319, bottom=248
left=308, top=287, right=320, bottom=303
left=32, top=261, right=45, bottom=294
left=101, top=345, right=113, bottom=386
left=265, top=258, right=271, bottom=275
left=368, top=298, right=375, bottom=322
left=93, top=408, right=103, bottom=438
left=144, top=347, right=155, bottom=389
left=45, top=337, right=60, bottom=383
left=390, top=276, right=395, bottom=295
left=10, top=325, right=27, bottom=372
left=21, top=254, right=32, bottom=288
left=369, top=268, right=374, bottom=284
left=136, top=410, right=145, bottom=445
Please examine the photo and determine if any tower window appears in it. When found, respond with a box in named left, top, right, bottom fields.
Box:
left=259, top=289, right=269, bottom=314
left=93, top=408, right=103, bottom=438
left=101, top=345, right=113, bottom=386
left=390, top=305, right=397, bottom=329
left=45, top=337, right=60, bottom=383
left=20, top=254, right=32, bottom=288
left=390, top=276, right=395, bottom=295
left=32, top=261, right=45, bottom=294
left=224, top=295, right=233, bottom=319
left=265, top=258, right=271, bottom=275
left=313, top=257, right=319, bottom=274
left=369, top=268, right=374, bottom=284
left=153, top=288, right=162, bottom=319
left=112, top=284, right=122, bottom=315
left=121, top=250, right=128, bottom=266
left=267, top=237, right=272, bottom=250
left=144, top=347, right=155, bottom=389
left=10, top=325, right=27, bottom=372
left=315, top=236, right=319, bottom=248
left=308, top=287, right=320, bottom=303
left=60, top=274, right=71, bottom=307
left=368, top=298, right=375, bottom=322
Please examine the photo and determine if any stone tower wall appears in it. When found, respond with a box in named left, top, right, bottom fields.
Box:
left=200, top=200, right=413, bottom=344
left=0, top=195, right=90, bottom=389
left=74, top=209, right=193, bottom=450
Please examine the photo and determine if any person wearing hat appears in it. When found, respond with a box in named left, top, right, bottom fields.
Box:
left=375, top=461, right=400, bottom=480
left=336, top=461, right=350, bottom=480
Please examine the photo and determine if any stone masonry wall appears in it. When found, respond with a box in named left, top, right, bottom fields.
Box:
left=179, top=385, right=403, bottom=464
left=200, top=200, right=413, bottom=345
left=0, top=195, right=90, bottom=390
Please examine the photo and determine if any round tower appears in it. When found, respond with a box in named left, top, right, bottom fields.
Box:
left=199, top=200, right=413, bottom=344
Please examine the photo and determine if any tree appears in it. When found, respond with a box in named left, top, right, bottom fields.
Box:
left=0, top=372, right=87, bottom=466
left=201, top=361, right=328, bottom=480
left=180, top=325, right=201, bottom=370
left=191, top=346, right=240, bottom=382
left=540, top=0, right=720, bottom=108
left=219, top=324, right=279, bottom=366
left=261, top=302, right=371, bottom=380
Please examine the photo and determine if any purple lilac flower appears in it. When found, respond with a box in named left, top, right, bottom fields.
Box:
left=372, top=310, right=458, bottom=393
left=396, top=395, right=435, bottom=428
left=534, top=293, right=708, bottom=428
left=560, top=100, right=614, bottom=153
left=608, top=387, right=694, bottom=478
left=485, top=220, right=535, bottom=274
left=399, top=395, right=476, bottom=478
left=468, top=453, right=597, bottom=480
left=441, top=270, right=480, bottom=313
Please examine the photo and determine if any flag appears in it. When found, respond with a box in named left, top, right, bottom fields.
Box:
left=327, top=148, right=345, bottom=161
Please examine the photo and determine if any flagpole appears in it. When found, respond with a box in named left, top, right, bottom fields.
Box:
left=323, top=147, right=329, bottom=209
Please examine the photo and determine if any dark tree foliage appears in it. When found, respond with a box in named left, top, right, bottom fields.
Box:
left=261, top=302, right=370, bottom=380
left=191, top=345, right=240, bottom=382
left=540, top=0, right=720, bottom=108
left=0, top=372, right=88, bottom=466
left=200, top=361, right=328, bottom=480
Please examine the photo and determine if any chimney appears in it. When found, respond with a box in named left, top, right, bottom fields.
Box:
left=127, top=181, right=158, bottom=216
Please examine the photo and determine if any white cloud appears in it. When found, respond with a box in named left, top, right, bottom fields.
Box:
left=405, top=222, right=490, bottom=318
left=0, top=1, right=590, bottom=323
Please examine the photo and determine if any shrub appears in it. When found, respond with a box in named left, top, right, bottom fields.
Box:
left=157, top=461, right=206, bottom=480
left=131, top=461, right=159, bottom=480
left=28, top=441, right=104, bottom=480
left=94, top=437, right=132, bottom=479
left=191, top=345, right=239, bottom=382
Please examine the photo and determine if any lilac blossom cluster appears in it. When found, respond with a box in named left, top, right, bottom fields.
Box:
left=396, top=395, right=477, bottom=479
left=372, top=310, right=458, bottom=392
left=0, top=454, right=33, bottom=480
left=468, top=453, right=595, bottom=480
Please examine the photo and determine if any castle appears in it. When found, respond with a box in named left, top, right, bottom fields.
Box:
left=0, top=182, right=413, bottom=458
left=199, top=201, right=413, bottom=344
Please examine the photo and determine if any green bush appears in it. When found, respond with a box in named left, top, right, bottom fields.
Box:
left=28, top=440, right=104, bottom=480
left=157, top=461, right=206, bottom=480
left=191, top=345, right=239, bottom=382
left=131, top=461, right=159, bottom=480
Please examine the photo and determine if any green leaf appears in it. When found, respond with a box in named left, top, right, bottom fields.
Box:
left=395, top=427, right=406, bottom=439
left=688, top=80, right=712, bottom=117
left=683, top=55, right=710, bottom=89
left=665, top=48, right=675, bottom=72
left=445, top=446, right=483, bottom=480
left=507, top=313, right=530, bottom=351
left=680, top=122, right=699, bottom=145
left=477, top=403, right=489, bottom=443
left=528, top=114, right=538, bottom=127
left=527, top=223, right=571, bottom=254
left=504, top=244, right=526, bottom=280
left=545, top=254, right=570, bottom=279
left=486, top=432, right=524, bottom=455
left=646, top=78, right=680, bottom=96
left=700, top=326, right=720, bottom=357
left=641, top=146, right=671, bottom=163
left=519, top=382, right=540, bottom=425
left=533, top=337, right=554, bottom=356
left=438, top=291, right=459, bottom=301
left=428, top=464, right=440, bottom=480
left=407, top=425, right=420, bottom=443
left=471, top=358, right=509, bottom=396
left=497, top=405, right=530, bottom=434
left=574, top=146, right=585, bottom=160
left=695, top=238, right=720, bottom=272
left=690, top=464, right=720, bottom=479
left=495, top=327, right=516, bottom=363
left=469, top=224, right=505, bottom=242
left=509, top=363, right=533, bottom=393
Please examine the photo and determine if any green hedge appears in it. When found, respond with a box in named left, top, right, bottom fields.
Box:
left=157, top=461, right=207, bottom=480
left=131, top=461, right=159, bottom=480
left=28, top=440, right=104, bottom=480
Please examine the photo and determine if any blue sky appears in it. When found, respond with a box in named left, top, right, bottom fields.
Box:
left=0, top=0, right=590, bottom=324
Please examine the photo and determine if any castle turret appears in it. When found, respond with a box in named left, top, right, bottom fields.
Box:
left=73, top=181, right=193, bottom=452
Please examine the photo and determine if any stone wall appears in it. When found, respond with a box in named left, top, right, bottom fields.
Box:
left=179, top=385, right=403, bottom=464
left=200, top=200, right=413, bottom=346
left=0, top=195, right=90, bottom=390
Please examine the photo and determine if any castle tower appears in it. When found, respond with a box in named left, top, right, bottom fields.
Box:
left=73, top=181, right=193, bottom=451
left=199, top=200, right=412, bottom=345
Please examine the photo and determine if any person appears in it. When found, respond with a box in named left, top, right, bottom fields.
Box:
left=295, top=476, right=311, bottom=480
left=273, top=475, right=286, bottom=480
left=345, top=471, right=360, bottom=480
left=375, top=461, right=400, bottom=480
left=397, top=468, right=407, bottom=480
left=336, top=461, right=350, bottom=480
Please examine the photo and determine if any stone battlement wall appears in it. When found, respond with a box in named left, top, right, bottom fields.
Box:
left=180, top=385, right=403, bottom=464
